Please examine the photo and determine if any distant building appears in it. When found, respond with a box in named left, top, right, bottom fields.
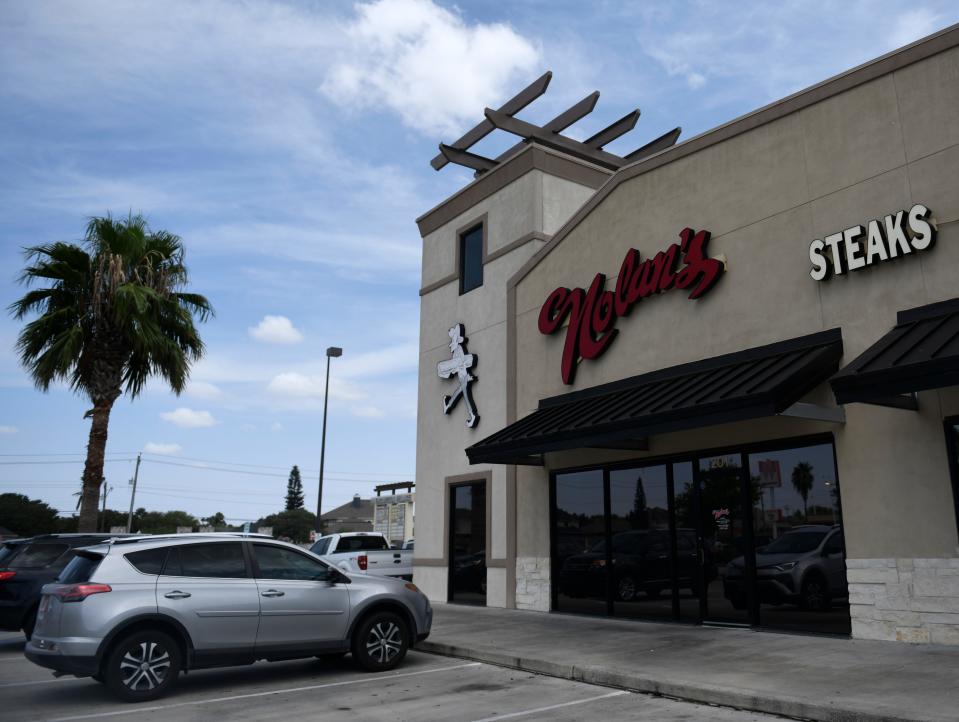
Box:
left=374, top=482, right=415, bottom=547
left=321, top=494, right=373, bottom=534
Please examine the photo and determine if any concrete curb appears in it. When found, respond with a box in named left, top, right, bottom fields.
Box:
left=418, top=640, right=926, bottom=722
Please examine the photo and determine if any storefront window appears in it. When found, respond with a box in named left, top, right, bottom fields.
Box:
left=747, top=442, right=849, bottom=634
left=553, top=470, right=607, bottom=615
left=549, top=436, right=850, bottom=635
left=700, top=453, right=751, bottom=626
left=609, top=465, right=673, bottom=620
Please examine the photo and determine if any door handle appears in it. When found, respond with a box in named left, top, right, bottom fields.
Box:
left=261, top=589, right=285, bottom=597
left=164, top=591, right=191, bottom=599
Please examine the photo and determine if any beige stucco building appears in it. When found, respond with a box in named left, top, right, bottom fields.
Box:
left=414, top=25, right=959, bottom=644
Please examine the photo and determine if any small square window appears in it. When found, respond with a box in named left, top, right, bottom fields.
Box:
left=459, top=224, right=484, bottom=294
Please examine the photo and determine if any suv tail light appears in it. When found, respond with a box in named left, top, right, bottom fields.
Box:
left=358, top=555, right=368, bottom=571
left=0, top=571, right=15, bottom=582
left=47, top=583, right=112, bottom=602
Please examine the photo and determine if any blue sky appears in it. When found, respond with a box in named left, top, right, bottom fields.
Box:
left=1, top=1, right=956, bottom=525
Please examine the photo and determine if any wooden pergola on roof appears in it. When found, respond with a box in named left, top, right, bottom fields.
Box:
left=431, top=71, right=681, bottom=175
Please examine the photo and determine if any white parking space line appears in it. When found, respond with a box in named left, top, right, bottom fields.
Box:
left=471, top=690, right=631, bottom=722
left=46, top=661, right=482, bottom=722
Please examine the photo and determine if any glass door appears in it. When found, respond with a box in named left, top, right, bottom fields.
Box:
left=697, top=453, right=751, bottom=625
left=449, top=482, right=486, bottom=605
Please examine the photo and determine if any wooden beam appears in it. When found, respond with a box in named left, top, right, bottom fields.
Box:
left=484, top=107, right=626, bottom=169
left=431, top=71, right=552, bottom=171
left=624, top=127, right=682, bottom=163
left=584, top=109, right=640, bottom=149
left=438, top=144, right=497, bottom=173
left=494, top=91, right=601, bottom=164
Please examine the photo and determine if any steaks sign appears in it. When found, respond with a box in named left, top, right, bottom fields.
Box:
left=538, top=227, right=725, bottom=384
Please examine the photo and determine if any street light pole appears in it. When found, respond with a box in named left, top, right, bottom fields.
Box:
left=316, top=346, right=342, bottom=534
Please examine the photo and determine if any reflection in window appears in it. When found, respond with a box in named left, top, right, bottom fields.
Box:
left=449, top=482, right=486, bottom=605
left=459, top=224, right=484, bottom=294
left=609, top=466, right=674, bottom=619
left=748, top=443, right=849, bottom=635
left=554, top=470, right=607, bottom=615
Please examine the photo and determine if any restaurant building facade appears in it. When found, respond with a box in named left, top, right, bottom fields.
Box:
left=413, top=25, right=959, bottom=644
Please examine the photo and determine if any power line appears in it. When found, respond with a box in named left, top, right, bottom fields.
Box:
left=0, top=452, right=137, bottom=457
left=140, top=451, right=411, bottom=478
left=140, top=458, right=401, bottom=483
left=0, top=459, right=136, bottom=465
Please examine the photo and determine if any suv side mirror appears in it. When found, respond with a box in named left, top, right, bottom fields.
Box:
left=328, top=568, right=351, bottom=585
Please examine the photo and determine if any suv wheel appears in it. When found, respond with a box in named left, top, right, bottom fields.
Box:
left=801, top=574, right=830, bottom=611
left=352, top=612, right=409, bottom=672
left=104, top=630, right=181, bottom=702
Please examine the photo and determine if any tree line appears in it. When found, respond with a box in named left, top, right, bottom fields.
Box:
left=2, top=466, right=323, bottom=543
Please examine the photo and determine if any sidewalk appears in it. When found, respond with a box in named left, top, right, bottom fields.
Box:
left=418, top=603, right=959, bottom=721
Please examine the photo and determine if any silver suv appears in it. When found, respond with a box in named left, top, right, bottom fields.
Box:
left=24, top=534, right=432, bottom=702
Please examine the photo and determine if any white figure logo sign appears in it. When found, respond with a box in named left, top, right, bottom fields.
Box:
left=437, top=323, right=479, bottom=428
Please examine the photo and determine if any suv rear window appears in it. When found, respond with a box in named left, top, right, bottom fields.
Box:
left=164, top=543, right=247, bottom=578
left=0, top=543, right=24, bottom=566
left=337, top=536, right=389, bottom=552
left=126, top=547, right=168, bottom=575
left=9, top=543, right=69, bottom=569
left=58, top=553, right=103, bottom=583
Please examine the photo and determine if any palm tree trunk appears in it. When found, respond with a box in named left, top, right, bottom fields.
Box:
left=78, top=402, right=113, bottom=532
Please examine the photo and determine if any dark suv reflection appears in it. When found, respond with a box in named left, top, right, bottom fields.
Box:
left=559, top=529, right=707, bottom=601
left=723, top=525, right=847, bottom=610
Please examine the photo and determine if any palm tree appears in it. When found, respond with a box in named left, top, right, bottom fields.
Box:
left=791, top=462, right=815, bottom=521
left=9, top=214, right=212, bottom=531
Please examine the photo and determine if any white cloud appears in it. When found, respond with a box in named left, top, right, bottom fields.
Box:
left=322, top=0, right=540, bottom=136
left=186, top=381, right=223, bottom=400
left=266, top=373, right=366, bottom=402
left=0, top=425, right=17, bottom=434
left=143, top=442, right=183, bottom=455
left=248, top=315, right=304, bottom=344
left=160, top=407, right=217, bottom=428
left=271, top=421, right=284, bottom=432
left=240, top=423, right=257, bottom=432
left=636, top=3, right=953, bottom=107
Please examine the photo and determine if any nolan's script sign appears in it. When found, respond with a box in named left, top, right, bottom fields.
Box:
left=538, top=227, right=725, bottom=384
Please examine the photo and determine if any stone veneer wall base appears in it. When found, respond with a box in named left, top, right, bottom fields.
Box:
left=847, top=558, right=959, bottom=645
left=515, top=557, right=550, bottom=611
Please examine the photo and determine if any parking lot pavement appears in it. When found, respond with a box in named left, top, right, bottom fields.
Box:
left=0, top=632, right=780, bottom=721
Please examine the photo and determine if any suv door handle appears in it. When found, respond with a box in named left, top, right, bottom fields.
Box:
left=261, top=589, right=285, bottom=597
left=164, top=591, right=191, bottom=599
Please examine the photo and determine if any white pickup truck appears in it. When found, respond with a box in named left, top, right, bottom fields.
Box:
left=309, top=532, right=413, bottom=580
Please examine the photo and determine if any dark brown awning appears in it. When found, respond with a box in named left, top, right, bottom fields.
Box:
left=830, top=298, right=959, bottom=408
left=467, top=329, right=843, bottom=465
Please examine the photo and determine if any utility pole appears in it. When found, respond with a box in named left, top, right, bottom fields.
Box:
left=99, top=482, right=112, bottom=532
left=126, top=452, right=142, bottom=533
left=316, top=346, right=343, bottom=533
